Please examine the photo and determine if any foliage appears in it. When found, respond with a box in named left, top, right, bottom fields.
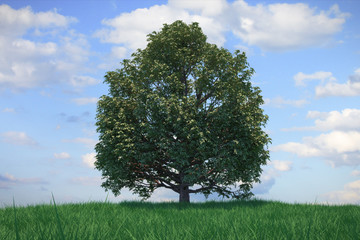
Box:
left=95, top=20, right=271, bottom=202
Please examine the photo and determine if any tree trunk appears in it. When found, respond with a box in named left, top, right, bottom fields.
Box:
left=179, top=185, right=190, bottom=203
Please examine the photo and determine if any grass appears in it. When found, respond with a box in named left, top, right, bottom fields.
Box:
left=1, top=196, right=359, bottom=240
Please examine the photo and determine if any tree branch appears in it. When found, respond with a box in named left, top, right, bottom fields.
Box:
left=196, top=78, right=219, bottom=108
left=197, top=91, right=213, bottom=107
left=188, top=180, right=217, bottom=193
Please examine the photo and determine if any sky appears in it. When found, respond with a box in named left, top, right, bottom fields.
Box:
left=1, top=0, right=359, bottom=207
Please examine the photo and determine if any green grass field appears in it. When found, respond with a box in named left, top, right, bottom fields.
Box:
left=1, top=197, right=359, bottom=240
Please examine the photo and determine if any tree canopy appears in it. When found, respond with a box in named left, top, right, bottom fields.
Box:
left=95, top=20, right=271, bottom=202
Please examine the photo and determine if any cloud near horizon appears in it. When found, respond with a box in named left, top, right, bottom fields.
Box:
left=322, top=180, right=360, bottom=204
left=0, top=173, right=47, bottom=189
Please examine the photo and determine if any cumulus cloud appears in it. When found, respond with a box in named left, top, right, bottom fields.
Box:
left=273, top=131, right=360, bottom=167
left=0, top=4, right=97, bottom=91
left=72, top=97, right=98, bottom=105
left=322, top=180, right=360, bottom=204
left=110, top=46, right=128, bottom=59
left=95, top=5, right=189, bottom=50
left=70, top=176, right=102, bottom=186
left=63, top=138, right=98, bottom=148
left=82, top=153, right=96, bottom=168
left=284, top=109, right=360, bottom=131
left=69, top=76, right=100, bottom=87
left=2, top=108, right=16, bottom=113
left=308, top=109, right=360, bottom=131
left=0, top=173, right=46, bottom=189
left=0, top=4, right=76, bottom=37
left=270, top=160, right=293, bottom=172
left=59, top=111, right=91, bottom=123
left=54, top=152, right=71, bottom=159
left=264, top=96, right=309, bottom=108
left=97, top=46, right=129, bottom=70
left=0, top=131, right=38, bottom=146
left=252, top=173, right=276, bottom=195
left=253, top=160, right=292, bottom=195
left=316, top=68, right=360, bottom=97
left=229, top=2, right=349, bottom=51
left=294, top=69, right=360, bottom=97
left=351, top=170, right=360, bottom=177
left=294, top=71, right=335, bottom=87
left=95, top=0, right=348, bottom=52
left=95, top=3, right=225, bottom=51
left=168, top=0, right=227, bottom=16
left=277, top=107, right=360, bottom=167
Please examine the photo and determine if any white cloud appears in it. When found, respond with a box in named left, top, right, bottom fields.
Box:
left=0, top=173, right=46, bottom=189
left=0, top=131, right=37, bottom=146
left=278, top=108, right=360, bottom=167
left=270, top=160, right=292, bottom=172
left=168, top=0, right=227, bottom=16
left=322, top=180, right=360, bottom=204
left=0, top=4, right=95, bottom=91
left=82, top=153, right=96, bottom=168
left=307, top=109, right=360, bottom=131
left=285, top=109, right=360, bottom=132
left=229, top=1, right=349, bottom=51
left=0, top=4, right=76, bottom=37
left=264, top=96, right=309, bottom=108
left=110, top=46, right=127, bottom=59
left=294, top=69, right=360, bottom=97
left=95, top=5, right=190, bottom=50
left=95, top=4, right=225, bottom=51
left=69, top=76, right=99, bottom=87
left=70, top=176, right=102, bottom=186
left=294, top=71, right=335, bottom=87
left=98, top=46, right=129, bottom=70
left=351, top=170, right=360, bottom=177
left=95, top=1, right=348, bottom=53
left=252, top=173, right=276, bottom=195
left=54, top=152, right=70, bottom=159
left=316, top=68, right=360, bottom=97
left=2, top=108, right=15, bottom=113
left=253, top=160, right=292, bottom=195
left=272, top=131, right=360, bottom=167
left=63, top=137, right=98, bottom=148
left=72, top=97, right=98, bottom=105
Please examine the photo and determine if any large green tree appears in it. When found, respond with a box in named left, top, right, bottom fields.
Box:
left=95, top=20, right=271, bottom=203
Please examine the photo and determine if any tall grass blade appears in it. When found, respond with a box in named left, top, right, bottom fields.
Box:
left=125, top=228, right=137, bottom=240
left=51, top=193, right=66, bottom=240
left=306, top=210, right=317, bottom=239
left=104, top=192, right=109, bottom=203
left=13, top=197, right=20, bottom=240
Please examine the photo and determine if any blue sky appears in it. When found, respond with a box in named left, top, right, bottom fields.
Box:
left=1, top=0, right=359, bottom=207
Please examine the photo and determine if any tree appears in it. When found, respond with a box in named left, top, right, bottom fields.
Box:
left=95, top=20, right=271, bottom=203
